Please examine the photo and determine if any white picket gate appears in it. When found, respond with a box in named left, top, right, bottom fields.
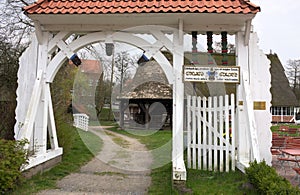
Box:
left=187, top=94, right=235, bottom=172
left=73, top=113, right=89, bottom=131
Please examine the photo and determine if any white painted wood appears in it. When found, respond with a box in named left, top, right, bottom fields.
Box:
left=230, top=93, right=236, bottom=171
left=15, top=34, right=39, bottom=138
left=73, top=113, right=89, bottom=131
left=46, top=31, right=174, bottom=84
left=244, top=20, right=251, bottom=46
left=18, top=70, right=43, bottom=144
left=197, top=97, right=201, bottom=170
left=235, top=31, right=272, bottom=170
left=213, top=96, right=218, bottom=171
left=225, top=95, right=230, bottom=172
left=33, top=21, right=45, bottom=45
left=219, top=95, right=224, bottom=172
left=46, top=84, right=59, bottom=149
left=187, top=96, right=191, bottom=168
left=23, top=148, right=63, bottom=170
left=187, top=94, right=236, bottom=172
left=192, top=96, right=196, bottom=169
left=48, top=31, right=70, bottom=54
left=56, top=40, right=76, bottom=58
left=15, top=33, right=63, bottom=170
left=202, top=96, right=207, bottom=170
left=34, top=33, right=50, bottom=155
left=208, top=97, right=213, bottom=171
left=248, top=32, right=272, bottom=165
left=241, top=72, right=261, bottom=162
left=235, top=31, right=251, bottom=167
left=29, top=13, right=254, bottom=33
left=172, top=20, right=186, bottom=181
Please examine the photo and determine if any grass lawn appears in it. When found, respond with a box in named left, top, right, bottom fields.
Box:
left=271, top=124, right=300, bottom=137
left=11, top=119, right=257, bottom=194
left=10, top=123, right=102, bottom=195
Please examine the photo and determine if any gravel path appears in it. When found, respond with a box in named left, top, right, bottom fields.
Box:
left=37, top=126, right=152, bottom=195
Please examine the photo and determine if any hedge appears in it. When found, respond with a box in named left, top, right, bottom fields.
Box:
left=245, top=160, right=300, bottom=195
left=0, top=139, right=28, bottom=193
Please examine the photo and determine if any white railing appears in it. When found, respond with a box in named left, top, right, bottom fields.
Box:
left=187, top=94, right=235, bottom=172
left=73, top=113, right=89, bottom=131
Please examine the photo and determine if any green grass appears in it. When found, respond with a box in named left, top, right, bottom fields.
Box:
left=10, top=124, right=102, bottom=195
left=148, top=163, right=179, bottom=195
left=104, top=123, right=256, bottom=194
left=271, top=124, right=300, bottom=136
left=11, top=119, right=257, bottom=194
left=77, top=128, right=103, bottom=154
left=186, top=169, right=257, bottom=194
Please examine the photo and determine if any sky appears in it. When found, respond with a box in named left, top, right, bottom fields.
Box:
left=251, top=0, right=300, bottom=67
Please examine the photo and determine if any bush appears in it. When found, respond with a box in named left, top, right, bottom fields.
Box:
left=0, top=139, right=28, bottom=193
left=245, top=160, right=300, bottom=194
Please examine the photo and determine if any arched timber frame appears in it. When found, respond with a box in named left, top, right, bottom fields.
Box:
left=15, top=23, right=187, bottom=180
left=16, top=0, right=274, bottom=181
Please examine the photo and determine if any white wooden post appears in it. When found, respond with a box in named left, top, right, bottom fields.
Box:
left=34, top=32, right=49, bottom=155
left=235, top=31, right=252, bottom=167
left=172, top=19, right=186, bottom=181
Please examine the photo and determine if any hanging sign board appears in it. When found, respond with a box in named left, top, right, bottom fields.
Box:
left=183, top=66, right=240, bottom=83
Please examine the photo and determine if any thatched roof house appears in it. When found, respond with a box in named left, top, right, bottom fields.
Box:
left=268, top=54, right=298, bottom=107
left=268, top=53, right=299, bottom=123
left=120, top=60, right=172, bottom=100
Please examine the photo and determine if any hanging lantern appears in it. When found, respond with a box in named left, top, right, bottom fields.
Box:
left=105, top=43, right=114, bottom=56
left=137, top=53, right=149, bottom=65
left=70, top=54, right=81, bottom=66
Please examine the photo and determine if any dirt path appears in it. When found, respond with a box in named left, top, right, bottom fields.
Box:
left=37, top=126, right=152, bottom=195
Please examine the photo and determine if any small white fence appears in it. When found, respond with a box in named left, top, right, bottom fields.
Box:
left=73, top=113, right=89, bottom=131
left=187, top=94, right=235, bottom=172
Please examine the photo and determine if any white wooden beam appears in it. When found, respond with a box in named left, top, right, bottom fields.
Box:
left=56, top=40, right=76, bottom=59
left=48, top=31, right=70, bottom=54
left=19, top=70, right=43, bottom=145
left=33, top=21, right=45, bottom=45
left=244, top=20, right=252, bottom=46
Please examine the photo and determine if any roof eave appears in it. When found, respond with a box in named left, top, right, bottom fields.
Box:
left=26, top=12, right=257, bottom=33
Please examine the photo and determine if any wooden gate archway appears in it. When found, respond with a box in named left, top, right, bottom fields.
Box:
left=15, top=24, right=187, bottom=179
left=16, top=0, right=273, bottom=182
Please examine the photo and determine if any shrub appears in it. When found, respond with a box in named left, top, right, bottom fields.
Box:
left=245, top=160, right=300, bottom=194
left=0, top=139, right=28, bottom=193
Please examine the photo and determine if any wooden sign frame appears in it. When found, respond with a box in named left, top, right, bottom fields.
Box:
left=183, top=65, right=240, bottom=84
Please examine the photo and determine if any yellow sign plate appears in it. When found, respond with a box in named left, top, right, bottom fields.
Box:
left=253, top=101, right=266, bottom=110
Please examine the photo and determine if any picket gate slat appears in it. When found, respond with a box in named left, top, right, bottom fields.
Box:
left=202, top=96, right=207, bottom=170
left=219, top=96, right=224, bottom=171
left=187, top=96, right=191, bottom=168
left=197, top=97, right=202, bottom=170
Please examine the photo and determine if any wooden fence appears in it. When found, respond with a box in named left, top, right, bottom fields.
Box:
left=73, top=113, right=89, bottom=131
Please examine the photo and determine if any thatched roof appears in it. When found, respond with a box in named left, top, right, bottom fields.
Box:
left=120, top=60, right=172, bottom=99
left=119, top=53, right=298, bottom=107
left=268, top=54, right=299, bottom=107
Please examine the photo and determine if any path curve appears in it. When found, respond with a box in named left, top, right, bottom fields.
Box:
left=37, top=126, right=153, bottom=195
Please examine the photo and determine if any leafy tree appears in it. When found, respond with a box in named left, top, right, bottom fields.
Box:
left=51, top=61, right=78, bottom=152
left=0, top=39, right=25, bottom=139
